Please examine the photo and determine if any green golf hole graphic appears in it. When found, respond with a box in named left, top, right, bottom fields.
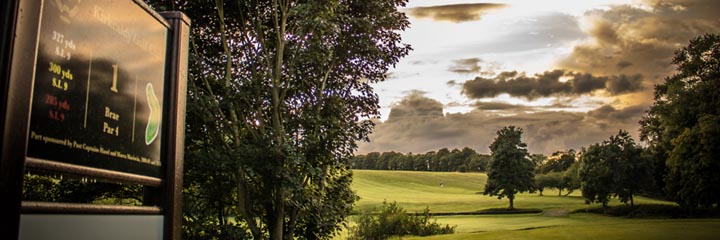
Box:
left=145, top=83, right=160, bottom=145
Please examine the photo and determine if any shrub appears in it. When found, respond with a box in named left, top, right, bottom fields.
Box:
left=571, top=204, right=720, bottom=218
left=348, top=201, right=455, bottom=239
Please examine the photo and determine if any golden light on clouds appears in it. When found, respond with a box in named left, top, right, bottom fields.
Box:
left=360, top=0, right=720, bottom=154
left=406, top=3, right=506, bottom=23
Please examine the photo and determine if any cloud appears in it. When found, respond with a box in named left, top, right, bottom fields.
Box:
left=557, top=0, right=720, bottom=85
left=464, top=13, right=585, bottom=54
left=472, top=101, right=576, bottom=111
left=461, top=70, right=644, bottom=99
left=449, top=58, right=504, bottom=77
left=616, top=61, right=633, bottom=69
left=473, top=101, right=531, bottom=111
left=587, top=104, right=648, bottom=121
left=406, top=3, right=506, bottom=23
left=386, top=91, right=444, bottom=121
left=448, top=58, right=483, bottom=74
left=359, top=94, right=647, bottom=155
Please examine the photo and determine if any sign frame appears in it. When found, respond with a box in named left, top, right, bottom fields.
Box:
left=0, top=1, right=189, bottom=239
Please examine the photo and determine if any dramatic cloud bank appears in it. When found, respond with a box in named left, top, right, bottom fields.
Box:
left=558, top=0, right=720, bottom=83
left=406, top=3, right=506, bottom=23
left=358, top=93, right=646, bottom=155
left=461, top=70, right=643, bottom=99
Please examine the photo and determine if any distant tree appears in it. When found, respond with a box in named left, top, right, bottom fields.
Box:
left=608, top=131, right=651, bottom=206
left=545, top=172, right=566, bottom=196
left=353, top=148, right=489, bottom=173
left=530, top=154, right=547, bottom=170
left=579, top=144, right=613, bottom=207
left=562, top=160, right=582, bottom=196
left=640, top=34, right=720, bottom=210
left=580, top=130, right=651, bottom=207
left=413, top=154, right=428, bottom=171
left=483, top=126, right=536, bottom=209
left=534, top=174, right=554, bottom=196
left=365, top=152, right=381, bottom=169
left=435, top=148, right=451, bottom=172
left=539, top=150, right=575, bottom=174
left=476, top=155, right=492, bottom=172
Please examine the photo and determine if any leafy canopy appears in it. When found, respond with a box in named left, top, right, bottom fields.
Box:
left=640, top=33, right=720, bottom=209
left=580, top=130, right=651, bottom=207
left=483, top=126, right=535, bottom=209
left=148, top=0, right=411, bottom=239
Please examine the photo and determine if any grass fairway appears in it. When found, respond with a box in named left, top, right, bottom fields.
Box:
left=352, top=170, right=670, bottom=213
left=343, top=170, right=720, bottom=240
left=404, top=218, right=720, bottom=240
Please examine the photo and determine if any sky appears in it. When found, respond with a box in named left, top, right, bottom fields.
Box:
left=357, top=0, right=720, bottom=155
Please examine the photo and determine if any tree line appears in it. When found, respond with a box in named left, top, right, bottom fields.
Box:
left=350, top=147, right=492, bottom=172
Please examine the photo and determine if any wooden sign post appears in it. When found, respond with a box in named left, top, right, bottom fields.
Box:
left=1, top=0, right=189, bottom=239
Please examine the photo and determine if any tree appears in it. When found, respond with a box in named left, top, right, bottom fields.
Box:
left=534, top=174, right=555, bottom=196
left=147, top=0, right=411, bottom=239
left=483, top=126, right=535, bottom=209
left=561, top=160, right=581, bottom=196
left=579, top=144, right=613, bottom=207
left=666, top=115, right=720, bottom=209
left=538, top=150, right=575, bottom=174
left=580, top=130, right=651, bottom=207
left=640, top=34, right=720, bottom=210
left=530, top=154, right=547, bottom=171
left=609, top=131, right=651, bottom=206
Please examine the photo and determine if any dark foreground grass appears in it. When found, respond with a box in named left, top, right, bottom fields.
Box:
left=404, top=218, right=720, bottom=240
left=574, top=204, right=720, bottom=218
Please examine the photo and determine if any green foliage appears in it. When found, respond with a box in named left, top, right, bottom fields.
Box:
left=534, top=174, right=553, bottom=196
left=562, top=161, right=581, bottom=195
left=483, top=126, right=535, bottom=209
left=146, top=0, right=411, bottom=239
left=666, top=115, right=720, bottom=209
left=351, top=147, right=491, bottom=172
left=535, top=169, right=579, bottom=197
left=348, top=201, right=455, bottom=239
left=537, top=150, right=576, bottom=174
left=22, top=173, right=142, bottom=205
left=529, top=154, right=547, bottom=169
left=580, top=144, right=613, bottom=207
left=580, top=130, right=652, bottom=207
left=640, top=34, right=720, bottom=210
left=535, top=173, right=560, bottom=196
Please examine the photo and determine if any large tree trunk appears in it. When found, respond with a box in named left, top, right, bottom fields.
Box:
left=630, top=195, right=634, bottom=206
left=268, top=194, right=285, bottom=240
left=508, top=197, right=515, bottom=210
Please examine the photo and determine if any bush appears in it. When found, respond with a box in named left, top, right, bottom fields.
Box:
left=348, top=201, right=455, bottom=239
left=571, top=204, right=720, bottom=218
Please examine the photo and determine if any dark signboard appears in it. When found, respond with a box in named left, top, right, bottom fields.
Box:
left=26, top=0, right=168, bottom=177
